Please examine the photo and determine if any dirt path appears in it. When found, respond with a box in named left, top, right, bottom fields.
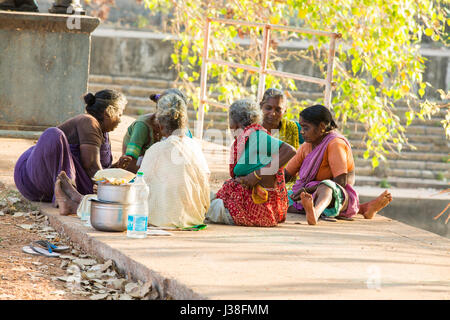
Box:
left=0, top=184, right=88, bottom=300
left=0, top=184, right=157, bottom=300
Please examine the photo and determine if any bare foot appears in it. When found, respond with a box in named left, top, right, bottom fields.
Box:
left=58, top=171, right=83, bottom=203
left=300, top=192, right=317, bottom=225
left=54, top=179, right=79, bottom=216
left=359, top=190, right=392, bottom=219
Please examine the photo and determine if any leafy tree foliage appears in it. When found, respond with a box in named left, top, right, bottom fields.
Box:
left=89, top=0, right=449, bottom=167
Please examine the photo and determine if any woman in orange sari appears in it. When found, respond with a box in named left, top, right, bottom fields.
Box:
left=285, top=105, right=392, bottom=225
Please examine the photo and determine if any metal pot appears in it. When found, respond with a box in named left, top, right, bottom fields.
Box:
left=96, top=183, right=137, bottom=204
left=90, top=199, right=137, bottom=232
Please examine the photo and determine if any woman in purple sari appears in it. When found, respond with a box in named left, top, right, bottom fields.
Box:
left=285, top=105, right=392, bottom=225
left=14, top=89, right=127, bottom=214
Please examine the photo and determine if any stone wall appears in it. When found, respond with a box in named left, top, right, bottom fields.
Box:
left=90, top=30, right=177, bottom=81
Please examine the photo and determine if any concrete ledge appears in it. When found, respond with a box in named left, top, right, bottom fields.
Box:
left=0, top=130, right=42, bottom=140
left=0, top=11, right=100, bottom=33
left=357, top=186, right=450, bottom=238
left=34, top=202, right=450, bottom=300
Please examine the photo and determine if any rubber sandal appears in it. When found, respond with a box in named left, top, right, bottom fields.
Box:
left=336, top=216, right=355, bottom=221
left=33, top=240, right=70, bottom=253
left=319, top=214, right=337, bottom=222
left=22, top=246, right=41, bottom=256
left=28, top=243, right=61, bottom=257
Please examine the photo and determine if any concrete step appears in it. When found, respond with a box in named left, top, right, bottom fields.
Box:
left=89, top=75, right=446, bottom=117
left=125, top=105, right=155, bottom=116
left=354, top=175, right=449, bottom=189
left=189, top=119, right=229, bottom=131
left=342, top=121, right=447, bottom=136
left=88, top=83, right=164, bottom=99
left=393, top=105, right=448, bottom=119
left=89, top=74, right=172, bottom=89
left=357, top=165, right=449, bottom=180
left=126, top=96, right=155, bottom=107
left=346, top=131, right=447, bottom=144
left=348, top=139, right=449, bottom=153
left=355, top=158, right=450, bottom=172
left=124, top=104, right=230, bottom=124
left=352, top=148, right=450, bottom=162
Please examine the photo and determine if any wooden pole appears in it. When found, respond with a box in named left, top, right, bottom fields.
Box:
left=324, top=35, right=338, bottom=109
left=197, top=18, right=211, bottom=140
left=257, top=25, right=271, bottom=102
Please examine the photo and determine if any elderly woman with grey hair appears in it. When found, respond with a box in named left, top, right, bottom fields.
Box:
left=115, top=88, right=193, bottom=173
left=138, top=93, right=211, bottom=228
left=206, top=98, right=296, bottom=227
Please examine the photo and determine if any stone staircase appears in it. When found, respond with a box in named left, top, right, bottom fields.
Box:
left=88, top=74, right=450, bottom=189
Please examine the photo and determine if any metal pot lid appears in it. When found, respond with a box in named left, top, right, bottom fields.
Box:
left=89, top=198, right=121, bottom=205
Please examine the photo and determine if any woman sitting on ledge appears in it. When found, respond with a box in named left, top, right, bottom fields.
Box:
left=206, top=98, right=296, bottom=227
left=285, top=104, right=392, bottom=225
left=139, top=94, right=210, bottom=228
left=260, top=88, right=304, bottom=150
left=14, top=89, right=127, bottom=213
left=116, top=88, right=193, bottom=173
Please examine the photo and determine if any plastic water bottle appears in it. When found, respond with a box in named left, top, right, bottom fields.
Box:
left=127, top=171, right=149, bottom=239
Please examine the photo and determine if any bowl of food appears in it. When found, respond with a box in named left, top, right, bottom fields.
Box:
left=90, top=199, right=137, bottom=232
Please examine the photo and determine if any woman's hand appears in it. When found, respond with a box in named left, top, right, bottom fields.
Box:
left=290, top=188, right=303, bottom=201
left=112, top=155, right=139, bottom=173
left=235, top=172, right=260, bottom=189
left=291, top=186, right=318, bottom=201
left=115, top=155, right=133, bottom=169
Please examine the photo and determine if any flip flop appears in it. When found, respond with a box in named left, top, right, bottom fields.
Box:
left=319, top=215, right=337, bottom=222
left=22, top=246, right=41, bottom=256
left=33, top=240, right=70, bottom=253
left=22, top=244, right=61, bottom=257
left=336, top=216, right=355, bottom=221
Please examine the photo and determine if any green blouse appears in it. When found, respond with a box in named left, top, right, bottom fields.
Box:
left=123, top=114, right=193, bottom=160
left=233, top=130, right=284, bottom=177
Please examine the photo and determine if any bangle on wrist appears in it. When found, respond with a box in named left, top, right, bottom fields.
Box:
left=253, top=171, right=262, bottom=180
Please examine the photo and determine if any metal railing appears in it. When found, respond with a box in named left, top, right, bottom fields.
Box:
left=197, top=17, right=341, bottom=139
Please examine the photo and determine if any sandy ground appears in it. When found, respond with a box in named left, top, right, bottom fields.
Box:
left=0, top=184, right=89, bottom=300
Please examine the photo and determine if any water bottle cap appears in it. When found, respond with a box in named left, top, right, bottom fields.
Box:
left=137, top=171, right=144, bottom=176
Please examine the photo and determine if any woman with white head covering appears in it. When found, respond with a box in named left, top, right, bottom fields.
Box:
left=139, top=93, right=210, bottom=228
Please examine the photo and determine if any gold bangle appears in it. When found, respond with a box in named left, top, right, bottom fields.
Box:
left=253, top=171, right=262, bottom=180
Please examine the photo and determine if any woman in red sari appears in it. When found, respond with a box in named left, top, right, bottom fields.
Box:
left=206, top=99, right=296, bottom=227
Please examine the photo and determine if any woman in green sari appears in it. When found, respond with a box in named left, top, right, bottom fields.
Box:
left=117, top=88, right=193, bottom=173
